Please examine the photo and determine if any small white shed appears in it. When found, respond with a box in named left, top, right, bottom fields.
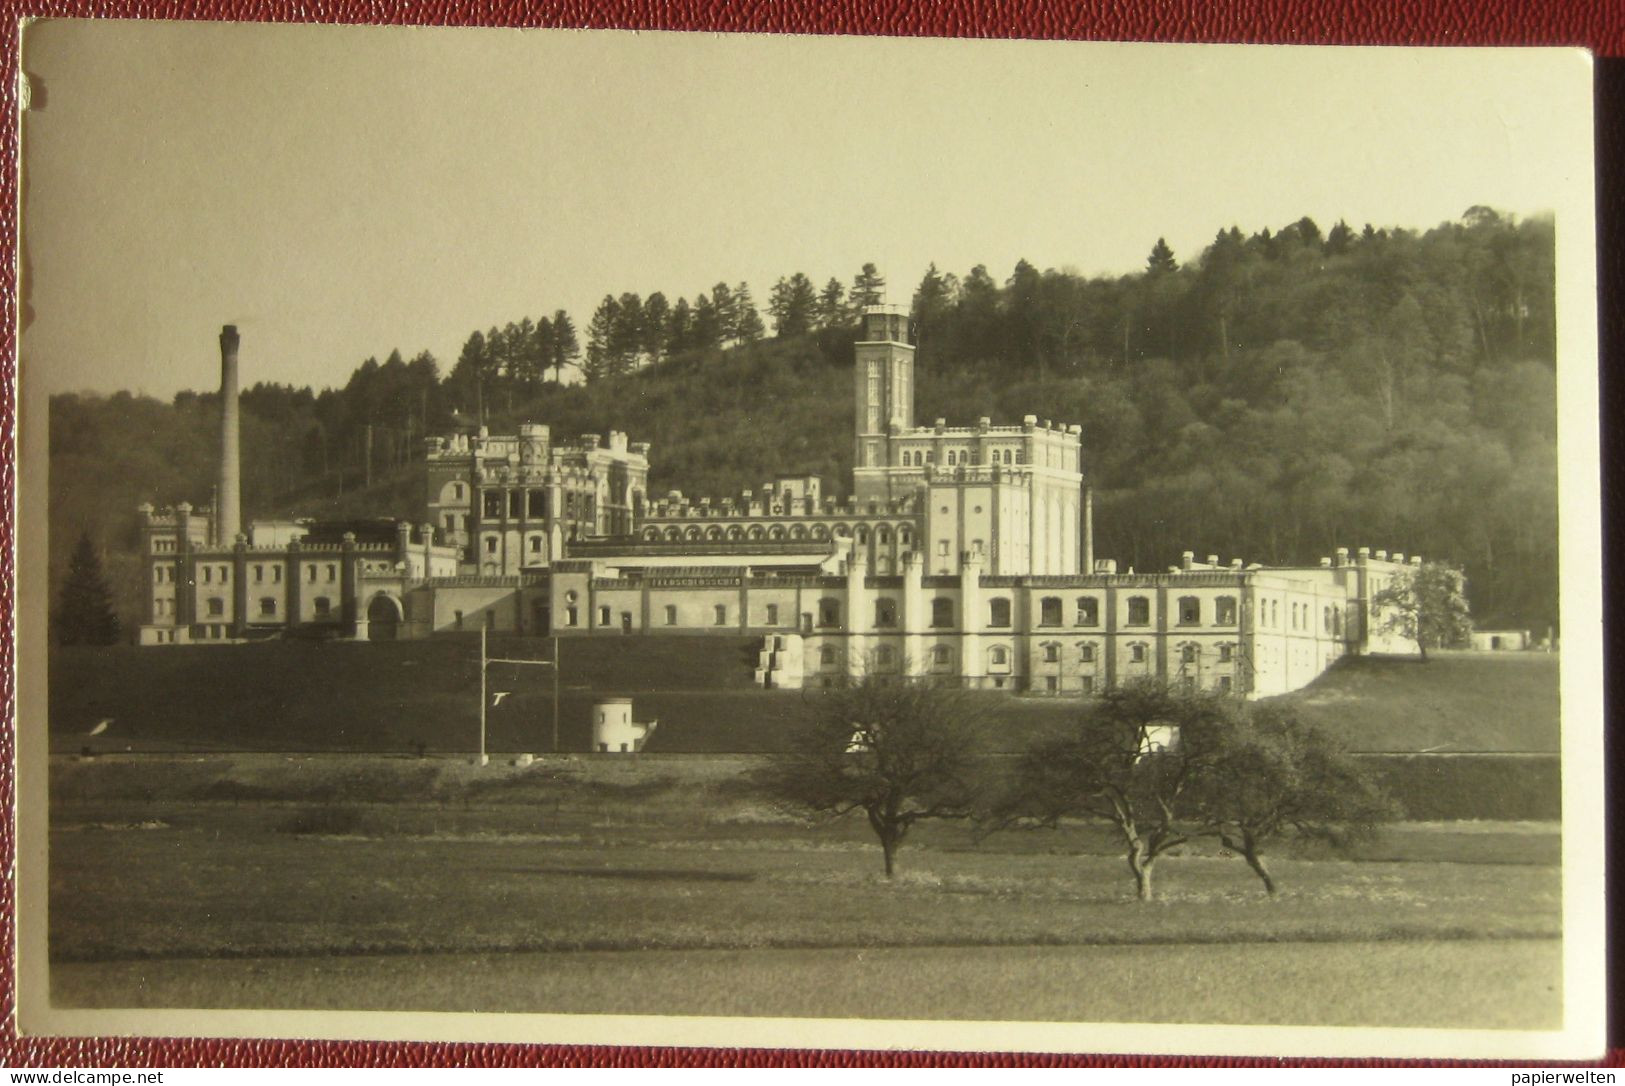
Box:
left=591, top=697, right=658, bottom=753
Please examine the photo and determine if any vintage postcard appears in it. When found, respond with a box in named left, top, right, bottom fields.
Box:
left=12, top=22, right=1604, bottom=1059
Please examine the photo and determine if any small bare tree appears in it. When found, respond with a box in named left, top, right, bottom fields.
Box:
left=760, top=673, right=986, bottom=878
left=1004, top=680, right=1232, bottom=902
left=1189, top=705, right=1398, bottom=894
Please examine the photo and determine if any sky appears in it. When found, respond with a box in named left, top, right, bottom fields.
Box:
left=18, top=23, right=1593, bottom=398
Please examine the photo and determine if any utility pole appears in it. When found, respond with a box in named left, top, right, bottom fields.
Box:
left=479, top=630, right=562, bottom=762
left=477, top=624, right=488, bottom=765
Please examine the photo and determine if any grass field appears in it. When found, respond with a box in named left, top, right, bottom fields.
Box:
left=48, top=753, right=1562, bottom=1028
left=50, top=640, right=1559, bottom=756
left=52, top=941, right=1561, bottom=1029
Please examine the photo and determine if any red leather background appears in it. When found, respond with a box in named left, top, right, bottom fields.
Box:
left=1, top=0, right=1619, bottom=1069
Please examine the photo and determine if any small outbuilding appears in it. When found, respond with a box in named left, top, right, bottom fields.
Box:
left=1470, top=630, right=1531, bottom=652
left=591, top=697, right=658, bottom=753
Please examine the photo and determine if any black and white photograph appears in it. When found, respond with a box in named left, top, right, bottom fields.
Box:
left=13, top=23, right=1604, bottom=1057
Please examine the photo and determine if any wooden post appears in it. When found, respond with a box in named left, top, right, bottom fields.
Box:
left=478, top=624, right=487, bottom=764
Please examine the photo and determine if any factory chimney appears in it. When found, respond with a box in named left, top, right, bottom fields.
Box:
left=217, top=324, right=241, bottom=546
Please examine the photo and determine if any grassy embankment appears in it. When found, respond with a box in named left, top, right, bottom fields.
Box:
left=50, top=640, right=1559, bottom=755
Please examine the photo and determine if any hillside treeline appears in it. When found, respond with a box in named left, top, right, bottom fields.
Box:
left=48, top=208, right=1557, bottom=637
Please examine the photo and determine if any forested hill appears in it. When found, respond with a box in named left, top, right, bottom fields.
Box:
left=49, top=208, right=1558, bottom=639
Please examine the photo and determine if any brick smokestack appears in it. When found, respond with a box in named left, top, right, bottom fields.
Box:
left=217, top=324, right=241, bottom=546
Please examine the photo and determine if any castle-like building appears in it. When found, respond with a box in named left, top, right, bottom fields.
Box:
left=136, top=312, right=1421, bottom=698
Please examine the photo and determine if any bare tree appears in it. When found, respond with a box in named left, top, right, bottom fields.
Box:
left=1003, top=680, right=1230, bottom=902
left=1189, top=705, right=1398, bottom=894
left=759, top=672, right=986, bottom=877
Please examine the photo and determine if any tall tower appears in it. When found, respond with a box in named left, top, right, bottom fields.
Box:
left=217, top=324, right=241, bottom=546
left=852, top=304, right=914, bottom=500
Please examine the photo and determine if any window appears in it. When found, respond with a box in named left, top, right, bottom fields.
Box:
left=1076, top=597, right=1099, bottom=626
left=202, top=566, right=212, bottom=584
left=714, top=604, right=728, bottom=626
left=1081, top=676, right=1095, bottom=694
left=530, top=536, right=543, bottom=553
left=455, top=610, right=465, bottom=629
left=1040, top=597, right=1062, bottom=626
left=453, top=483, right=465, bottom=502
left=1043, top=643, right=1060, bottom=663
left=989, top=598, right=1012, bottom=627
left=484, top=491, right=504, bottom=518
left=219, top=566, right=229, bottom=584
left=818, top=598, right=841, bottom=627
left=1078, top=643, right=1096, bottom=663
left=207, top=598, right=224, bottom=617
left=314, top=597, right=332, bottom=618
left=989, top=646, right=1009, bottom=666
left=1215, top=596, right=1237, bottom=625
left=273, top=566, right=282, bottom=583
left=931, top=598, right=953, bottom=628
left=931, top=645, right=953, bottom=669
left=875, top=599, right=897, bottom=627
left=1130, top=643, right=1147, bottom=663
left=1045, top=676, right=1058, bottom=693
left=820, top=645, right=838, bottom=668
left=1181, top=643, right=1198, bottom=664
left=1218, top=675, right=1233, bottom=692
left=663, top=604, right=678, bottom=626
left=327, top=564, right=337, bottom=583
left=1178, top=596, right=1200, bottom=625
left=765, top=604, right=779, bottom=625
left=252, top=564, right=263, bottom=583
left=485, top=537, right=498, bottom=554
left=875, top=645, right=895, bottom=669
left=598, top=606, right=611, bottom=627
left=1323, top=606, right=1333, bottom=633
left=1127, top=597, right=1150, bottom=625
left=259, top=597, right=277, bottom=616
left=1218, top=643, right=1234, bottom=663
left=528, top=490, right=547, bottom=518
left=937, top=540, right=949, bottom=557
left=154, top=567, right=164, bottom=584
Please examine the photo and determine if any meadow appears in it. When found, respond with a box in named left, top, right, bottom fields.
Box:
left=48, top=752, right=1563, bottom=1028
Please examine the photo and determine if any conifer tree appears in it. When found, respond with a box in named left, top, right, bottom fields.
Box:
left=56, top=533, right=121, bottom=646
left=1146, top=237, right=1179, bottom=275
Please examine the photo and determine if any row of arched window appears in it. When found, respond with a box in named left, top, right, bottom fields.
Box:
left=639, top=521, right=913, bottom=546
left=898, top=448, right=1023, bottom=467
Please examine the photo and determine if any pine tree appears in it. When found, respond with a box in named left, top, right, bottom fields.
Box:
left=549, top=310, right=579, bottom=383
left=57, top=533, right=121, bottom=646
left=1146, top=238, right=1179, bottom=275
left=769, top=273, right=818, bottom=338
left=852, top=263, right=886, bottom=308
left=817, top=277, right=848, bottom=329
left=732, top=282, right=765, bottom=343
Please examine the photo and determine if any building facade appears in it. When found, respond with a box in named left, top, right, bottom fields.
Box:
left=136, top=315, right=1421, bottom=700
